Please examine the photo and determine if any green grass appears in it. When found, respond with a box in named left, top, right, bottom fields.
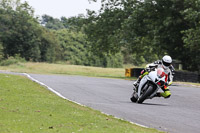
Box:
left=0, top=62, right=198, bottom=132
left=0, top=74, right=162, bottom=133
left=0, top=62, right=137, bottom=80
left=0, top=62, right=199, bottom=86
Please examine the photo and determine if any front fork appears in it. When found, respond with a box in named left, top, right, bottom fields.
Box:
left=137, top=76, right=148, bottom=97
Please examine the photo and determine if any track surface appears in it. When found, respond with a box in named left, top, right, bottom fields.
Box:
left=26, top=74, right=200, bottom=133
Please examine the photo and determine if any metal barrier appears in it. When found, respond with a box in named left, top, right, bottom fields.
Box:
left=173, top=71, right=200, bottom=83
left=125, top=68, right=143, bottom=77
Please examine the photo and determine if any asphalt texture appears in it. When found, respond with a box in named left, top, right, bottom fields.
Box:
left=2, top=71, right=200, bottom=133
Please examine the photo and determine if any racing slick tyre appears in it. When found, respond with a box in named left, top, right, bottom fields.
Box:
left=130, top=92, right=138, bottom=102
left=137, top=85, right=154, bottom=104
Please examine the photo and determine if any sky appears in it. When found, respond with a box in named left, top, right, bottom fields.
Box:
left=21, top=0, right=101, bottom=18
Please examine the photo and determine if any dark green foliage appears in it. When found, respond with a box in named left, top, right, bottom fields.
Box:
left=0, top=0, right=123, bottom=68
left=53, top=29, right=123, bottom=67
left=1, top=0, right=199, bottom=70
left=86, top=0, right=200, bottom=71
left=0, top=57, right=19, bottom=66
left=85, top=7, right=126, bottom=54
left=41, top=14, right=87, bottom=32
left=54, top=29, right=88, bottom=65
left=0, top=0, right=59, bottom=62
left=61, top=15, right=86, bottom=31
left=181, top=0, right=200, bottom=72
left=85, top=0, right=161, bottom=65
left=39, top=28, right=60, bottom=62
left=0, top=55, right=26, bottom=66
left=41, top=15, right=65, bottom=30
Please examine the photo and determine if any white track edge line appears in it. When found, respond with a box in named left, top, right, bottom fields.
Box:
left=23, top=73, right=148, bottom=128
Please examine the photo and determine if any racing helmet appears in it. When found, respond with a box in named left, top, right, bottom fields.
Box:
left=162, top=55, right=172, bottom=69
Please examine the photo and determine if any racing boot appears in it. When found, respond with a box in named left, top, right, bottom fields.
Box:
left=133, top=77, right=141, bottom=92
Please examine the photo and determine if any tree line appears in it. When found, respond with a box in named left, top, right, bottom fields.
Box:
left=0, top=0, right=123, bottom=68
left=87, top=0, right=200, bottom=72
left=0, top=0, right=199, bottom=72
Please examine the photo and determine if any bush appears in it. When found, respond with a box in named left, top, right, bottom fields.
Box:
left=0, top=56, right=26, bottom=66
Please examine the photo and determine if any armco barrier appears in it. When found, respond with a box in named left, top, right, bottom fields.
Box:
left=125, top=68, right=143, bottom=77
left=126, top=68, right=200, bottom=83
left=131, top=68, right=143, bottom=77
left=173, top=71, right=200, bottom=83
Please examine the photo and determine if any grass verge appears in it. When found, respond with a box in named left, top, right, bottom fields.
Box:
left=0, top=62, right=137, bottom=80
left=0, top=74, right=162, bottom=133
left=0, top=62, right=199, bottom=87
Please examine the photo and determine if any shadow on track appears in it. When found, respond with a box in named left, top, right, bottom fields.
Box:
left=141, top=102, right=168, bottom=106
left=126, top=101, right=168, bottom=106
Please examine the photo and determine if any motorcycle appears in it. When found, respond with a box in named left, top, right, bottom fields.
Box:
left=130, top=67, right=166, bottom=103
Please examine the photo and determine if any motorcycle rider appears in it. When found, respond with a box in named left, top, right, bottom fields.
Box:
left=133, top=55, right=175, bottom=98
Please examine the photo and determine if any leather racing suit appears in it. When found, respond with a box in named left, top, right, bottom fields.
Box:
left=134, top=60, right=175, bottom=98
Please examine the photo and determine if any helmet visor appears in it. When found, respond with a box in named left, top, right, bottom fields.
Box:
left=162, top=60, right=171, bottom=67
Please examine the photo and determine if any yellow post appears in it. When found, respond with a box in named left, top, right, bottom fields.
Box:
left=125, top=68, right=131, bottom=77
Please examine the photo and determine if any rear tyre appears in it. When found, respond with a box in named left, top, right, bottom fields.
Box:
left=137, top=85, right=154, bottom=104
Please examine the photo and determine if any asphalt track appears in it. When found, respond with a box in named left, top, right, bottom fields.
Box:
left=3, top=71, right=200, bottom=133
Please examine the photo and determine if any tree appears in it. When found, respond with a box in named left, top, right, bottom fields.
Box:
left=85, top=0, right=159, bottom=64
left=53, top=29, right=89, bottom=65
left=85, top=3, right=126, bottom=54
left=53, top=29, right=123, bottom=67
left=86, top=0, right=200, bottom=71
left=61, top=15, right=86, bottom=32
left=0, top=0, right=40, bottom=60
left=181, top=0, right=200, bottom=71
left=39, top=28, right=60, bottom=62
left=0, top=0, right=59, bottom=62
left=41, top=14, right=65, bottom=30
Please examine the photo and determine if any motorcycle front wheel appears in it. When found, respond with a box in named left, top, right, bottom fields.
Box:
left=137, top=85, right=154, bottom=104
left=130, top=92, right=138, bottom=102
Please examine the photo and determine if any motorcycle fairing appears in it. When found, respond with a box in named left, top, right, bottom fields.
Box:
left=137, top=70, right=165, bottom=98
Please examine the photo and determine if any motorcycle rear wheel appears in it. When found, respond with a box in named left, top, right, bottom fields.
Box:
left=137, top=85, right=154, bottom=104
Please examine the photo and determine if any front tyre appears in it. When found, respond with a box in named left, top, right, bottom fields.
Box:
left=137, top=85, right=154, bottom=104
left=130, top=92, right=138, bottom=102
